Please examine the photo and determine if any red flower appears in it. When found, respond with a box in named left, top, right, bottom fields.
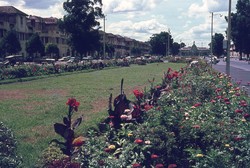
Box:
left=104, top=148, right=111, bottom=153
left=172, top=71, right=179, bottom=78
left=151, top=154, right=159, bottom=159
left=133, top=90, right=144, bottom=99
left=144, top=104, right=153, bottom=111
left=155, top=164, right=164, bottom=168
left=66, top=98, right=80, bottom=111
left=224, top=98, right=230, bottom=102
left=194, top=102, right=202, bottom=107
left=132, top=163, right=141, bottom=168
left=168, top=164, right=177, bottom=168
left=235, top=109, right=243, bottom=113
left=167, top=67, right=172, bottom=73
left=216, top=88, right=222, bottom=92
left=134, top=139, right=143, bottom=144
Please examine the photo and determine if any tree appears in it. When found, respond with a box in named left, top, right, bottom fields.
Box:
left=131, top=47, right=142, bottom=56
left=26, top=33, right=45, bottom=59
left=172, top=42, right=181, bottom=56
left=45, top=43, right=59, bottom=59
left=230, top=0, right=250, bottom=60
left=148, top=31, right=173, bottom=56
left=59, top=0, right=103, bottom=59
left=0, top=30, right=21, bottom=56
left=212, top=33, right=224, bottom=57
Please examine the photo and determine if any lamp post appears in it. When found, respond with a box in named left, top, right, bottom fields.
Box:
left=226, top=0, right=232, bottom=75
left=210, top=12, right=214, bottom=66
left=103, top=15, right=106, bottom=60
left=166, top=28, right=171, bottom=57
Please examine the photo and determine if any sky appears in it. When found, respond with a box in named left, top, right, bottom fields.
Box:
left=0, top=0, right=238, bottom=47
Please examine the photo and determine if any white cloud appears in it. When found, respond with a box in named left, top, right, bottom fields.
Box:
left=103, top=0, right=165, bottom=14
left=107, top=19, right=167, bottom=41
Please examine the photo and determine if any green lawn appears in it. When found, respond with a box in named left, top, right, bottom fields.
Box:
left=0, top=62, right=184, bottom=167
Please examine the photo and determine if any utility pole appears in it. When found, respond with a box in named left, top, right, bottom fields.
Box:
left=103, top=15, right=106, bottom=60
left=210, top=12, right=214, bottom=66
left=226, top=0, right=231, bottom=75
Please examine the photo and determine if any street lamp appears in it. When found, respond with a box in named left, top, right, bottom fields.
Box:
left=210, top=12, right=222, bottom=66
left=165, top=28, right=171, bottom=57
left=103, top=15, right=106, bottom=60
left=210, top=12, right=214, bottom=66
left=226, top=0, right=232, bottom=75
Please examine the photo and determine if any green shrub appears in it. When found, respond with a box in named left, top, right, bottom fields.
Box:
left=0, top=122, right=22, bottom=167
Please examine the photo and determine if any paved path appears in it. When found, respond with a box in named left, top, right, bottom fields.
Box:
left=212, top=58, right=250, bottom=96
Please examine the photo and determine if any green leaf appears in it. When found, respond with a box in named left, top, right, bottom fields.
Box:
left=54, top=123, right=67, bottom=138
left=72, top=115, right=83, bottom=130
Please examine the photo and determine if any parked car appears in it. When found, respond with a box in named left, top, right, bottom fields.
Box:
left=58, top=56, right=71, bottom=62
left=5, top=55, right=24, bottom=66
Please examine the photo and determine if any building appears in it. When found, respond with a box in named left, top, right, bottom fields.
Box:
left=0, top=6, right=29, bottom=56
left=26, top=15, right=69, bottom=57
left=0, top=6, right=150, bottom=59
left=99, top=31, right=150, bottom=58
left=179, top=41, right=210, bottom=56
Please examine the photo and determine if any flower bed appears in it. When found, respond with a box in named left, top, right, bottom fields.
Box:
left=39, top=62, right=249, bottom=168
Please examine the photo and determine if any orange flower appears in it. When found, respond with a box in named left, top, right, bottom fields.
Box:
left=72, top=136, right=85, bottom=147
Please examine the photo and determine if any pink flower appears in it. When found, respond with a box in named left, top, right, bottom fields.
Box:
left=211, top=99, right=216, bottom=103
left=151, top=154, right=159, bottom=159
left=132, top=163, right=141, bottom=168
left=235, top=109, right=243, bottom=113
left=168, top=164, right=177, bottom=168
left=192, top=125, right=201, bottom=129
left=244, top=113, right=250, bottom=118
left=155, top=164, right=164, bottom=168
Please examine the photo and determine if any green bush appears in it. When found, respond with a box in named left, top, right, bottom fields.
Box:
left=0, top=122, right=22, bottom=167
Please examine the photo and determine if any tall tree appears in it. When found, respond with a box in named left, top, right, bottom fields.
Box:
left=148, top=31, right=173, bottom=56
left=0, top=30, right=21, bottom=56
left=45, top=43, right=59, bottom=59
left=212, top=33, right=224, bottom=57
left=172, top=42, right=181, bottom=56
left=230, top=0, right=250, bottom=60
left=59, top=0, right=103, bottom=59
left=25, top=33, right=45, bottom=59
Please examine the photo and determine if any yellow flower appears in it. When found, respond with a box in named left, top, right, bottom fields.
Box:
left=128, top=133, right=133, bottom=137
left=241, top=118, right=246, bottom=122
left=225, top=144, right=230, bottom=147
left=196, top=154, right=204, bottom=157
left=108, top=145, right=116, bottom=150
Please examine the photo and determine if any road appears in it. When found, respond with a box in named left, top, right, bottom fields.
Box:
left=212, top=58, right=250, bottom=96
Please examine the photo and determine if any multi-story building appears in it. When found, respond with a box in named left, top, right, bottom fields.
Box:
left=0, top=6, right=150, bottom=59
left=26, top=15, right=69, bottom=57
left=100, top=31, right=150, bottom=58
left=0, top=6, right=29, bottom=56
